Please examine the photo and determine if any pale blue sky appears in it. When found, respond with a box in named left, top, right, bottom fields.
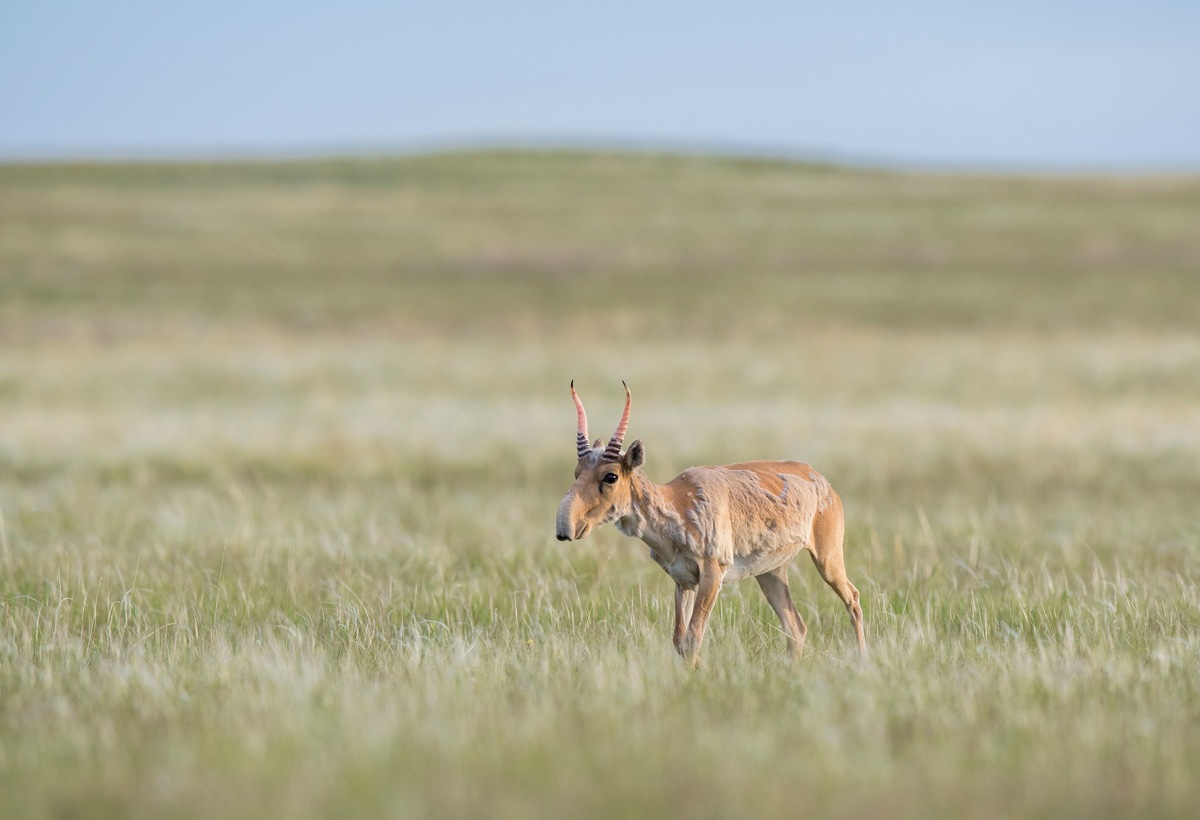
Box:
left=2, top=1, right=1197, bottom=168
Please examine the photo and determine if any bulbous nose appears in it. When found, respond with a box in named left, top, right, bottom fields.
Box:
left=555, top=493, right=578, bottom=543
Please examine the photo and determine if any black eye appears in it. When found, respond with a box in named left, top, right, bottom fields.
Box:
left=602, top=472, right=619, bottom=485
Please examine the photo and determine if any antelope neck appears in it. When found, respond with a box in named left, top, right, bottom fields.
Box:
left=617, top=471, right=680, bottom=543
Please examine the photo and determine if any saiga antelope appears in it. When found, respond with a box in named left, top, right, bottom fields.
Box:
left=555, top=382, right=866, bottom=664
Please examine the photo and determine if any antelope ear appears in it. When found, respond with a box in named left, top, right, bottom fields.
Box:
left=592, top=438, right=604, bottom=450
left=622, top=439, right=646, bottom=471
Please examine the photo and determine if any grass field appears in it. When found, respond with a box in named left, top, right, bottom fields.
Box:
left=2, top=151, right=1199, bottom=819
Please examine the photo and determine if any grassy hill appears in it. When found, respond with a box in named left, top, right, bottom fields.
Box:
left=2, top=152, right=1199, bottom=819
left=4, top=151, right=1198, bottom=334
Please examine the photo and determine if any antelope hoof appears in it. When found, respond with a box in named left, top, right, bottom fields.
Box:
left=677, top=636, right=700, bottom=667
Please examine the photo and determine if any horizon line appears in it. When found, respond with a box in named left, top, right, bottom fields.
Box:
left=2, top=135, right=1199, bottom=177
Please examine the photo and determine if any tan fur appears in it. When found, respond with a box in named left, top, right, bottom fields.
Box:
left=557, top=445, right=867, bottom=665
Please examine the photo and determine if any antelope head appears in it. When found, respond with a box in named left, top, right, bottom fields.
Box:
left=555, top=381, right=645, bottom=542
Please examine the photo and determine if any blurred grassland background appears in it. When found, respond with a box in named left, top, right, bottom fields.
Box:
left=1, top=151, right=1199, bottom=819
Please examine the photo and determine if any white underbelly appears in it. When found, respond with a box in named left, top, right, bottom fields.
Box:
left=724, top=546, right=802, bottom=583
left=648, top=539, right=804, bottom=586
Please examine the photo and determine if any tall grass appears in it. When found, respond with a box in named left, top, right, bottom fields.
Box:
left=2, top=152, right=1199, bottom=818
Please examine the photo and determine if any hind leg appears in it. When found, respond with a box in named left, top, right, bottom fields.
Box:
left=810, top=490, right=867, bottom=653
left=755, top=565, right=808, bottom=659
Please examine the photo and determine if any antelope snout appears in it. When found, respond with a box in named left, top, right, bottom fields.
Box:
left=554, top=520, right=579, bottom=542
left=555, top=494, right=579, bottom=543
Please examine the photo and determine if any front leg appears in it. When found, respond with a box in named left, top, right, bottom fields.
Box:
left=678, top=556, right=725, bottom=667
left=672, top=584, right=696, bottom=654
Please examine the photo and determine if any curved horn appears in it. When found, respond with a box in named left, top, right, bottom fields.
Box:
left=602, top=381, right=631, bottom=461
left=570, top=380, right=590, bottom=458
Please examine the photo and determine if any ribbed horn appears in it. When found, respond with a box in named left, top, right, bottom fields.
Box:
left=602, top=381, right=631, bottom=461
left=570, top=380, right=590, bottom=459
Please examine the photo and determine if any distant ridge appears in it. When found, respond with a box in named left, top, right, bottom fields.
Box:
left=3, top=137, right=1198, bottom=176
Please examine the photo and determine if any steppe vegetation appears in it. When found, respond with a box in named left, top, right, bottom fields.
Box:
left=2, top=152, right=1199, bottom=818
